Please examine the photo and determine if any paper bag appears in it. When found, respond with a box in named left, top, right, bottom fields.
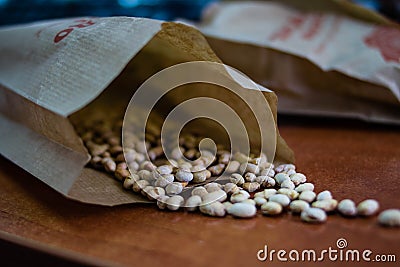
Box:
left=189, top=0, right=400, bottom=124
left=0, top=17, right=294, bottom=205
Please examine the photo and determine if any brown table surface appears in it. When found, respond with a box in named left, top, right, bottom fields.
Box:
left=0, top=116, right=399, bottom=267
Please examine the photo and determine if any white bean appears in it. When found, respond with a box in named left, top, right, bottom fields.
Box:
left=202, top=190, right=227, bottom=204
left=317, top=190, right=333, bottom=201
left=156, top=195, right=170, bottom=210
left=185, top=195, right=202, bottom=211
left=269, top=194, right=291, bottom=207
left=199, top=202, right=226, bottom=217
left=166, top=195, right=185, bottom=211
left=357, top=199, right=380, bottom=216
left=230, top=190, right=250, bottom=203
left=132, top=180, right=149, bottom=193
left=280, top=179, right=295, bottom=190
left=262, top=177, right=276, bottom=188
left=191, top=186, right=208, bottom=198
left=299, top=191, right=316, bottom=203
left=278, top=188, right=299, bottom=200
left=204, top=182, right=222, bottom=193
left=165, top=182, right=183, bottom=195
left=312, top=199, right=338, bottom=212
left=290, top=173, right=307, bottom=185
left=263, top=189, right=277, bottom=199
left=301, top=208, right=327, bottom=223
left=243, top=182, right=260, bottom=192
left=290, top=200, right=310, bottom=213
left=337, top=199, right=357, bottom=216
left=230, top=173, right=245, bottom=186
left=295, top=183, right=314, bottom=193
left=227, top=203, right=257, bottom=218
left=223, top=183, right=240, bottom=194
left=225, top=160, right=240, bottom=173
left=261, top=202, right=283, bottom=215
left=274, top=173, right=290, bottom=185
left=254, top=197, right=267, bottom=206
left=378, top=209, right=400, bottom=227
left=175, top=169, right=194, bottom=182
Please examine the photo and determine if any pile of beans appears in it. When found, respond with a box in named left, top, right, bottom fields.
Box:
left=75, top=118, right=400, bottom=227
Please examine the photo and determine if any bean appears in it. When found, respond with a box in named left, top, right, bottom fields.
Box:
left=208, top=164, right=225, bottom=176
left=225, top=160, right=240, bottom=173
left=240, top=163, right=259, bottom=174
left=204, top=182, right=223, bottom=193
left=146, top=187, right=165, bottom=200
left=290, top=173, right=306, bottom=185
left=245, top=173, right=257, bottom=182
left=128, top=161, right=139, bottom=171
left=337, top=199, right=357, bottom=217
left=156, top=195, right=170, bottom=210
left=274, top=173, right=290, bottom=185
left=199, top=202, right=226, bottom=217
left=317, top=190, right=333, bottom=201
left=132, top=180, right=149, bottom=193
left=230, top=190, right=250, bottom=203
left=254, top=197, right=267, bottom=206
left=157, top=165, right=173, bottom=175
left=154, top=174, right=174, bottom=187
left=141, top=185, right=154, bottom=197
left=218, top=152, right=230, bottom=164
left=263, top=189, right=278, bottom=199
left=275, top=164, right=295, bottom=173
left=295, top=183, right=314, bottom=193
left=102, top=157, right=116, bottom=173
left=191, top=186, right=208, bottom=198
left=202, top=190, right=227, bottom=204
left=290, top=200, right=310, bottom=213
left=301, top=208, right=327, bottom=223
left=227, top=203, right=257, bottom=218
left=166, top=195, right=185, bottom=211
left=299, top=191, right=316, bottom=203
left=223, top=183, right=240, bottom=195
left=122, top=176, right=135, bottom=189
left=115, top=169, right=130, bottom=181
left=269, top=194, right=291, bottom=207
left=312, top=199, right=338, bottom=212
left=87, top=142, right=109, bottom=156
left=175, top=169, right=194, bottom=182
left=280, top=179, right=295, bottom=190
left=278, top=188, right=299, bottom=200
left=243, top=182, right=260, bottom=193
left=378, top=209, right=400, bottom=227
left=165, top=182, right=183, bottom=195
left=140, top=161, right=156, bottom=171
left=261, top=202, right=283, bottom=215
left=137, top=170, right=152, bottom=181
left=192, top=170, right=211, bottom=183
left=260, top=168, right=275, bottom=177
left=185, top=195, right=202, bottom=211
left=357, top=199, right=380, bottom=216
left=261, top=176, right=276, bottom=188
left=254, top=175, right=267, bottom=184
left=230, top=173, right=245, bottom=186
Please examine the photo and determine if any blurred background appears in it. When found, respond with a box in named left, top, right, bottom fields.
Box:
left=0, top=0, right=398, bottom=26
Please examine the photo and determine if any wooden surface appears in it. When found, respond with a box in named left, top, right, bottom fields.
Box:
left=0, top=117, right=399, bottom=267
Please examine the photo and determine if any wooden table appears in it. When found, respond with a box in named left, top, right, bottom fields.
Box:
left=0, top=116, right=399, bottom=267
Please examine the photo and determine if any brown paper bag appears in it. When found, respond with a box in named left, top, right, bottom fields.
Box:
left=188, top=0, right=400, bottom=124
left=0, top=17, right=294, bottom=206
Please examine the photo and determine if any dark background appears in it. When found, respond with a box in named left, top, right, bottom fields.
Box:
left=0, top=0, right=398, bottom=26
